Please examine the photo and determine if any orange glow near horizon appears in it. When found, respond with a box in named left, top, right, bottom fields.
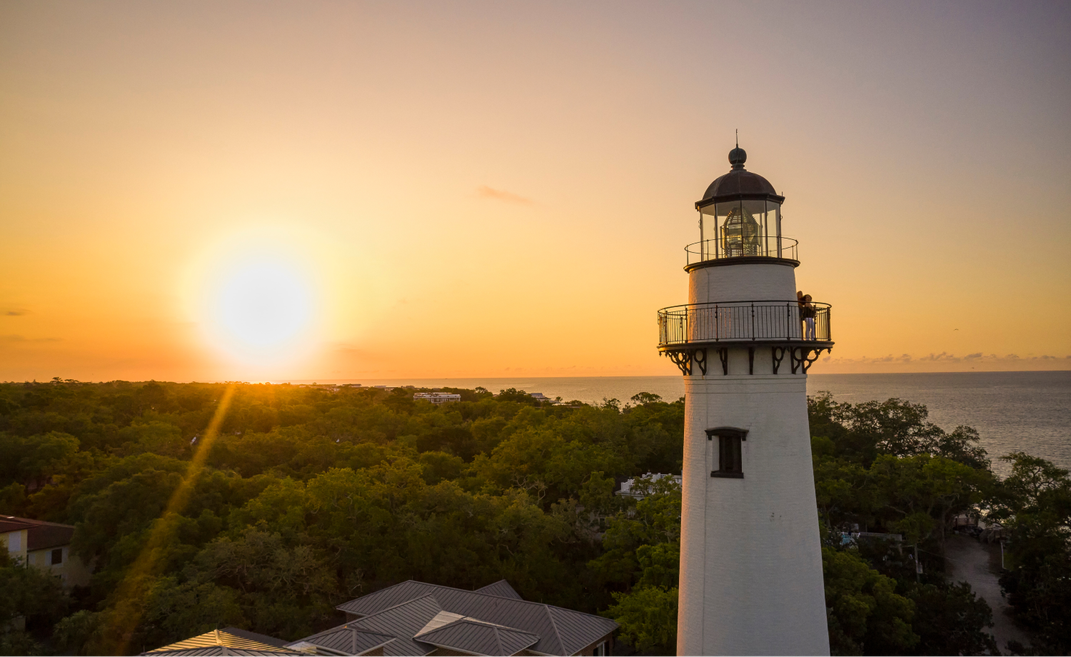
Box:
left=1, top=2, right=1069, bottom=382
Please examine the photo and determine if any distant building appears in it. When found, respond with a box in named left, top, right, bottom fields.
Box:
left=146, top=580, right=617, bottom=656
left=529, top=392, right=554, bottom=403
left=616, top=473, right=682, bottom=500
left=0, top=515, right=92, bottom=588
left=413, top=392, right=461, bottom=405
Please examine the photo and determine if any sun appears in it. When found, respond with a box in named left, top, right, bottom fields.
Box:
left=186, top=227, right=325, bottom=369
left=213, top=259, right=314, bottom=350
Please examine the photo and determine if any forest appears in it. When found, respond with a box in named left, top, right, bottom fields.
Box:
left=0, top=379, right=1068, bottom=655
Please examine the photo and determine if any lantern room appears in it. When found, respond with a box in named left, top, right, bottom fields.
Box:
left=691, top=145, right=793, bottom=264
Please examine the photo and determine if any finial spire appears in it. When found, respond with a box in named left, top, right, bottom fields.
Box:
left=728, top=135, right=747, bottom=170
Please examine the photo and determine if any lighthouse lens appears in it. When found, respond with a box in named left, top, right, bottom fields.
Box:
left=722, top=206, right=760, bottom=256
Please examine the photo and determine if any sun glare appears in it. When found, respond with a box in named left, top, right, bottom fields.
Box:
left=214, top=260, right=313, bottom=349
left=185, top=226, right=326, bottom=370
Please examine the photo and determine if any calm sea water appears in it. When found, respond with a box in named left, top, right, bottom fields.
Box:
left=318, top=372, right=1071, bottom=477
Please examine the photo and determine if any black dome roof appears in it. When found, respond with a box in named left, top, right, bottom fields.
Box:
left=697, top=147, right=782, bottom=207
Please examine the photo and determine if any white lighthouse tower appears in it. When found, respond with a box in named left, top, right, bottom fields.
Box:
left=660, top=144, right=832, bottom=655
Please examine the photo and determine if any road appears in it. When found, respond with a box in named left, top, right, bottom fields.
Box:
left=944, top=534, right=1030, bottom=654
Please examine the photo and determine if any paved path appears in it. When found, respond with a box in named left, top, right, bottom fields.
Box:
left=944, top=534, right=1030, bottom=654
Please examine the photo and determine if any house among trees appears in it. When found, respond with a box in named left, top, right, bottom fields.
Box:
left=0, top=515, right=92, bottom=588
left=413, top=392, right=462, bottom=405
left=146, top=580, right=618, bottom=656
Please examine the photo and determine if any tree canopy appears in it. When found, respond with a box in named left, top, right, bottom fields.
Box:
left=0, top=380, right=1062, bottom=655
left=0, top=380, right=682, bottom=653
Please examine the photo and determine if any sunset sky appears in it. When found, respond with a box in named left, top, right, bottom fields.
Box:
left=2, top=1, right=1069, bottom=382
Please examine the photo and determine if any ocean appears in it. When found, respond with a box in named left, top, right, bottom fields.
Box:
left=343, top=371, right=1071, bottom=477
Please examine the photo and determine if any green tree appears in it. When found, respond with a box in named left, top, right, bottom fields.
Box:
left=904, top=581, right=997, bottom=655
left=991, top=453, right=1071, bottom=654
left=603, top=585, right=678, bottom=655
left=808, top=393, right=989, bottom=470
left=822, top=547, right=918, bottom=655
left=118, top=421, right=186, bottom=458
left=0, top=551, right=71, bottom=654
left=0, top=431, right=80, bottom=488
left=591, top=476, right=681, bottom=654
left=869, top=454, right=991, bottom=544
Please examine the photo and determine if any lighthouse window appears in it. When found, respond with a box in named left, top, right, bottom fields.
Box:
left=707, top=427, right=747, bottom=478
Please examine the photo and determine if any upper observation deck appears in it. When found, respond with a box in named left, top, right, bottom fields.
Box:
left=657, top=300, right=833, bottom=350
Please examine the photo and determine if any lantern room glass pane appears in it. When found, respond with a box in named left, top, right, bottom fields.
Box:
left=768, top=201, right=782, bottom=256
left=767, top=201, right=781, bottom=238
left=721, top=200, right=759, bottom=257
left=698, top=199, right=784, bottom=262
left=742, top=200, right=768, bottom=256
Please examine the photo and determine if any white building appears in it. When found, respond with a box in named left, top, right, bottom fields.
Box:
left=0, top=515, right=92, bottom=588
left=616, top=473, right=682, bottom=500
left=414, top=392, right=462, bottom=405
left=660, top=145, right=832, bottom=655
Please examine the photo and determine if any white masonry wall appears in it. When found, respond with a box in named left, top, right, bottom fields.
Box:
left=676, top=262, right=830, bottom=656
left=689, top=261, right=797, bottom=303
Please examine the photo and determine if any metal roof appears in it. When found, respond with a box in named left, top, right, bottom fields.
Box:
left=697, top=148, right=783, bottom=207
left=143, top=649, right=299, bottom=656
left=349, top=595, right=444, bottom=653
left=417, top=619, right=539, bottom=656
left=0, top=517, right=33, bottom=533
left=219, top=629, right=291, bottom=649
left=474, top=579, right=522, bottom=600
left=699, top=168, right=780, bottom=206
left=335, top=581, right=617, bottom=655
left=0, top=515, right=76, bottom=551
left=290, top=625, right=396, bottom=655
left=302, top=596, right=445, bottom=656
left=144, top=630, right=301, bottom=655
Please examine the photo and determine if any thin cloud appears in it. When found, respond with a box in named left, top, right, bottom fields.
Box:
left=476, top=186, right=536, bottom=207
left=920, top=352, right=958, bottom=362
left=0, top=334, right=61, bottom=343
left=818, top=353, right=1071, bottom=366
left=4, top=309, right=28, bottom=316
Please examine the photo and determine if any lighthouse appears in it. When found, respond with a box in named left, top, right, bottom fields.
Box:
left=660, top=144, right=832, bottom=655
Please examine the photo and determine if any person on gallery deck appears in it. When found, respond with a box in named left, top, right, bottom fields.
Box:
left=801, top=294, right=816, bottom=341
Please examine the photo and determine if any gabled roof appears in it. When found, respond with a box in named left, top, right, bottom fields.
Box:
left=0, top=517, right=33, bottom=533
left=289, top=625, right=395, bottom=656
left=417, top=619, right=539, bottom=656
left=335, top=581, right=617, bottom=655
left=144, top=629, right=300, bottom=655
left=220, top=629, right=291, bottom=649
left=303, top=596, right=443, bottom=656
left=474, top=579, right=522, bottom=600
left=348, top=595, right=444, bottom=655
left=0, top=515, right=75, bottom=551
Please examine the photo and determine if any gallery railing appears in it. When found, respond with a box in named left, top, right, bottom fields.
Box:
left=685, top=236, right=798, bottom=266
left=658, top=300, right=832, bottom=346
